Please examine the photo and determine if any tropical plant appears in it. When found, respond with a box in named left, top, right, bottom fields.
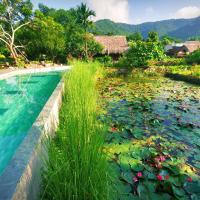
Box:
left=76, top=3, right=96, bottom=58
left=18, top=11, right=65, bottom=62
left=124, top=40, right=165, bottom=68
left=0, top=0, right=33, bottom=65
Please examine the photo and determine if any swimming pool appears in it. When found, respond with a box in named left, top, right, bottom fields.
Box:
left=0, top=71, right=62, bottom=175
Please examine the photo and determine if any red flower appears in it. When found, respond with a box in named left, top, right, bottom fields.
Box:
left=111, top=127, right=117, bottom=132
left=133, top=177, right=138, bottom=182
left=187, top=177, right=192, bottom=182
left=157, top=175, right=163, bottom=181
left=165, top=175, right=169, bottom=180
left=137, top=172, right=142, bottom=178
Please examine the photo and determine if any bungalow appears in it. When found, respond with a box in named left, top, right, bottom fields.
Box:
left=166, top=41, right=200, bottom=57
left=94, top=36, right=129, bottom=60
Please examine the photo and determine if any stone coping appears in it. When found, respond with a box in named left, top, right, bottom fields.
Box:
left=0, top=67, right=69, bottom=200
left=0, top=66, right=71, bottom=80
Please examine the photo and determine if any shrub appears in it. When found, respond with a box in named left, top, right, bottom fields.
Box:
left=16, top=56, right=26, bottom=68
left=186, top=49, right=200, bottom=65
left=0, top=54, right=5, bottom=59
left=95, top=56, right=113, bottom=67
left=123, top=41, right=165, bottom=68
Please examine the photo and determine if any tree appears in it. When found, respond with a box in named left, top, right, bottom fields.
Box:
left=124, top=40, right=165, bottom=68
left=18, top=11, right=65, bottom=62
left=127, top=32, right=143, bottom=42
left=0, top=0, right=33, bottom=65
left=76, top=3, right=96, bottom=58
left=147, top=31, right=159, bottom=42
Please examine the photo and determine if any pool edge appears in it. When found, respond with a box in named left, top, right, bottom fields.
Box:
left=0, top=66, right=71, bottom=80
left=0, top=75, right=66, bottom=200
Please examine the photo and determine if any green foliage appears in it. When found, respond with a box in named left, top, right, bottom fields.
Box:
left=186, top=49, right=200, bottom=65
left=0, top=43, right=9, bottom=57
left=41, top=61, right=113, bottom=200
left=36, top=4, right=99, bottom=60
left=87, top=36, right=103, bottom=58
left=76, top=3, right=96, bottom=32
left=0, top=0, right=33, bottom=65
left=16, top=56, right=25, bottom=68
left=123, top=40, right=165, bottom=68
left=127, top=32, right=143, bottom=42
left=147, top=31, right=159, bottom=42
left=161, top=35, right=182, bottom=45
left=95, top=56, right=113, bottom=67
left=18, top=11, right=65, bottom=62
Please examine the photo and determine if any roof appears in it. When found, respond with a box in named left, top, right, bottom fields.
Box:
left=167, top=46, right=188, bottom=56
left=184, top=41, right=200, bottom=53
left=94, top=36, right=129, bottom=54
left=166, top=41, right=200, bottom=55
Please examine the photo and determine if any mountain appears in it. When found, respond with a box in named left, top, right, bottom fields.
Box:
left=94, top=17, right=200, bottom=40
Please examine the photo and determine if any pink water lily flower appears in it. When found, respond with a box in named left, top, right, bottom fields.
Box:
left=159, top=156, right=166, bottom=162
left=137, top=172, right=142, bottom=178
left=157, top=175, right=163, bottom=181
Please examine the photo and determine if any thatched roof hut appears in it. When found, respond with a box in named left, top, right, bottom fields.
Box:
left=166, top=41, right=200, bottom=57
left=94, top=36, right=129, bottom=55
left=184, top=41, right=200, bottom=53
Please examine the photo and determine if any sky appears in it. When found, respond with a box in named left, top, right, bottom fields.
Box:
left=31, top=0, right=200, bottom=24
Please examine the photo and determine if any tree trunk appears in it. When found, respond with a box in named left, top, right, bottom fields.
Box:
left=8, top=45, right=18, bottom=65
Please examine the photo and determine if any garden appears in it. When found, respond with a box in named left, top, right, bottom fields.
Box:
left=0, top=1, right=200, bottom=200
left=40, top=62, right=200, bottom=200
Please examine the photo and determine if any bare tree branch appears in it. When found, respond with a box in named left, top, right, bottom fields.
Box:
left=0, top=37, right=9, bottom=46
left=14, top=22, right=30, bottom=33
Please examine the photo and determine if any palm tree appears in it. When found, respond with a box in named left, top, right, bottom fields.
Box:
left=76, top=3, right=96, bottom=58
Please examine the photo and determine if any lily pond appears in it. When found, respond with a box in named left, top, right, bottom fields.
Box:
left=98, top=69, right=200, bottom=199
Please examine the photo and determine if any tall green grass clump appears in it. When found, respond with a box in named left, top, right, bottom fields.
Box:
left=41, top=61, right=112, bottom=200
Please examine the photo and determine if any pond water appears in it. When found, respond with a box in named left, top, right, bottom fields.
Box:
left=99, top=71, right=200, bottom=199
left=0, top=72, right=62, bottom=175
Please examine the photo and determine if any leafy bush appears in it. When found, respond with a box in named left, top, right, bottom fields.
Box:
left=123, top=41, right=165, bottom=68
left=186, top=49, right=200, bottom=65
left=0, top=54, right=5, bottom=60
left=95, top=56, right=113, bottom=67
left=16, top=56, right=26, bottom=68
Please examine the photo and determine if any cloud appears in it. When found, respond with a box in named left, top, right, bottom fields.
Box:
left=175, top=6, right=200, bottom=19
left=87, top=0, right=130, bottom=23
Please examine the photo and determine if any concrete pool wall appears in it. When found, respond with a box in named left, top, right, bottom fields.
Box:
left=0, top=66, right=70, bottom=200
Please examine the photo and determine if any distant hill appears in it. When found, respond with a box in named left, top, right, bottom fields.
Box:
left=94, top=17, right=200, bottom=40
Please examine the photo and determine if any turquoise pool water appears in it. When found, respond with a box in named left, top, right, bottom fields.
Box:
left=0, top=71, right=62, bottom=175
